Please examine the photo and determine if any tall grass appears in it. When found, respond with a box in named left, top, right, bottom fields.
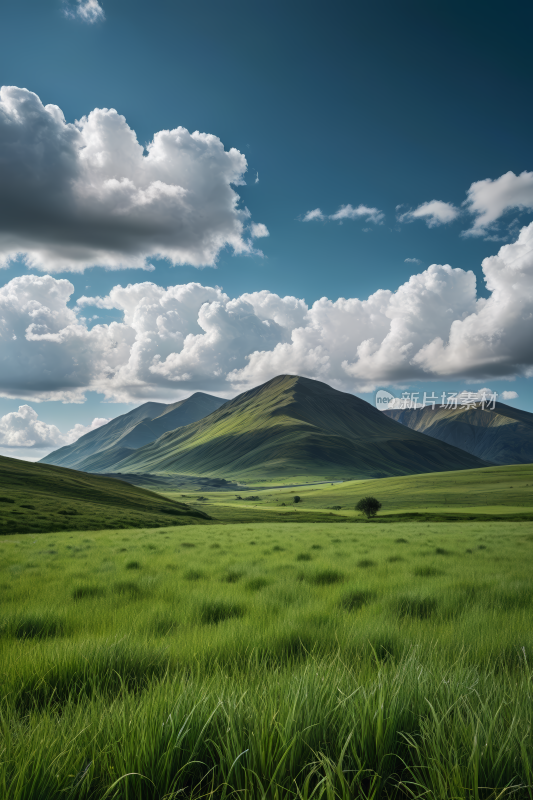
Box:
left=1, top=520, right=533, bottom=798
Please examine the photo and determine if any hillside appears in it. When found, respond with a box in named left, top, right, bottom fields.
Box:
left=40, top=392, right=226, bottom=470
left=384, top=402, right=533, bottom=465
left=0, top=455, right=209, bottom=535
left=110, top=375, right=490, bottom=481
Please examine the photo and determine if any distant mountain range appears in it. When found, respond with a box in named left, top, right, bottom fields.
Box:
left=40, top=392, right=226, bottom=471
left=94, top=375, right=490, bottom=480
left=384, top=401, right=533, bottom=465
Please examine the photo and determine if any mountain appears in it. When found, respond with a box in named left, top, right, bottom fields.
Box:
left=109, top=375, right=490, bottom=481
left=0, top=455, right=209, bottom=535
left=40, top=392, right=226, bottom=470
left=384, top=402, right=533, bottom=465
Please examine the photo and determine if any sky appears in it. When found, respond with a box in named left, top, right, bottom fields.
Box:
left=1, top=0, right=533, bottom=460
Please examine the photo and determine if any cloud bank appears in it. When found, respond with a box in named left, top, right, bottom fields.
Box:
left=1, top=222, right=533, bottom=402
left=0, top=405, right=109, bottom=449
left=0, top=86, right=266, bottom=273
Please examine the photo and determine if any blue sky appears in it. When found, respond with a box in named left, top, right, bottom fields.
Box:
left=1, top=0, right=533, bottom=458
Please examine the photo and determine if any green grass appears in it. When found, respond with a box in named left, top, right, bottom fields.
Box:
left=169, top=462, right=533, bottom=523
left=0, top=455, right=209, bottom=534
left=2, top=519, right=533, bottom=798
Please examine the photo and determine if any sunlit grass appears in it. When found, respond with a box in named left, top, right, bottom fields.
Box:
left=1, top=520, right=533, bottom=798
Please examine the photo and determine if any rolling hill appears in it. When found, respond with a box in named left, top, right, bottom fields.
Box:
left=109, top=374, right=490, bottom=481
left=384, top=402, right=533, bottom=465
left=0, top=455, right=209, bottom=535
left=173, top=462, right=533, bottom=523
left=40, top=392, right=226, bottom=470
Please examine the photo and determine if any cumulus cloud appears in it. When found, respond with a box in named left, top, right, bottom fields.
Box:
left=398, top=200, right=460, bottom=227
left=329, top=204, right=384, bottom=224
left=463, top=171, right=533, bottom=237
left=0, top=404, right=109, bottom=450
left=64, top=0, right=105, bottom=23
left=1, top=222, right=533, bottom=401
left=501, top=390, right=519, bottom=401
left=0, top=86, right=265, bottom=273
left=302, top=208, right=325, bottom=222
left=250, top=222, right=269, bottom=238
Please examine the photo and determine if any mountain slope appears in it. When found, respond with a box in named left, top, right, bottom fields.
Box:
left=0, top=455, right=209, bottom=535
left=384, top=402, right=533, bottom=465
left=40, top=392, right=226, bottom=471
left=111, top=375, right=490, bottom=480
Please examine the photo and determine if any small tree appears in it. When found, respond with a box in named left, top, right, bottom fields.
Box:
left=293, top=495, right=301, bottom=504
left=355, top=497, right=381, bottom=518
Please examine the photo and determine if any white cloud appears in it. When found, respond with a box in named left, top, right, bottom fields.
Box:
left=405, top=257, right=421, bottom=264
left=501, top=390, right=519, bottom=401
left=1, top=222, right=533, bottom=402
left=0, top=86, right=265, bottom=273
left=65, top=0, right=105, bottom=23
left=398, top=200, right=460, bottom=228
left=463, top=171, right=533, bottom=237
left=64, top=417, right=111, bottom=444
left=250, top=222, right=269, bottom=238
left=0, top=404, right=109, bottom=450
left=302, top=204, right=384, bottom=225
left=329, top=204, right=384, bottom=224
left=302, top=208, right=325, bottom=222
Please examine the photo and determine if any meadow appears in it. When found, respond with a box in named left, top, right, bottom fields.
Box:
left=174, top=463, right=533, bottom=523
left=2, top=519, right=533, bottom=798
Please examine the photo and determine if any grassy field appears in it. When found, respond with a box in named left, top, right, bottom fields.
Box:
left=0, top=455, right=209, bottom=535
left=2, top=518, right=533, bottom=798
left=170, top=463, right=533, bottom=523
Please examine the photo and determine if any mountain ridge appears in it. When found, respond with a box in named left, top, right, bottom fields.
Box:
left=384, top=401, right=533, bottom=465
left=40, top=391, right=227, bottom=470
left=109, top=375, right=491, bottom=480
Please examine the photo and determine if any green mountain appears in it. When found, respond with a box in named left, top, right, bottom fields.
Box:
left=40, top=392, right=226, bottom=470
left=384, top=402, right=533, bottom=465
left=110, top=375, right=490, bottom=481
left=0, top=455, right=209, bottom=535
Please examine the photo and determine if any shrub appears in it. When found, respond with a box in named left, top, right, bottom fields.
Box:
left=355, top=497, right=382, bottom=518
left=296, top=552, right=312, bottom=561
left=125, top=560, right=141, bottom=570
left=293, top=496, right=301, bottom=504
